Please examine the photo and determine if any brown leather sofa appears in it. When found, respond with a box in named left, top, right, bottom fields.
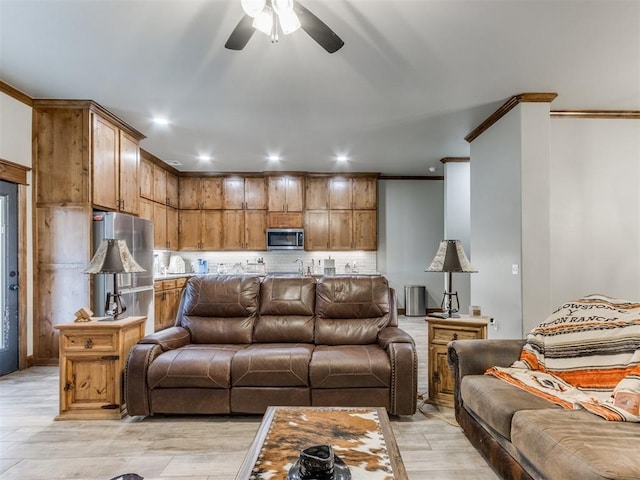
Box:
left=125, top=274, right=417, bottom=416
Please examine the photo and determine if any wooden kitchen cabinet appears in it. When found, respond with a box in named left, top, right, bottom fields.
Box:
left=180, top=176, right=224, bottom=209
left=139, top=197, right=154, bottom=222
left=139, top=156, right=154, bottom=200
left=223, top=176, right=266, bottom=210
left=153, top=164, right=167, bottom=205
left=166, top=172, right=179, bottom=208
left=154, top=278, right=187, bottom=332
left=92, top=116, right=139, bottom=215
left=222, top=210, right=266, bottom=250
left=33, top=100, right=145, bottom=365
left=153, top=203, right=167, bottom=250
left=267, top=175, right=304, bottom=212
left=305, top=177, right=329, bottom=210
left=329, top=177, right=377, bottom=210
left=179, top=210, right=223, bottom=250
left=329, top=210, right=353, bottom=250
left=304, top=210, right=329, bottom=250
left=426, top=316, right=488, bottom=407
left=54, top=316, right=146, bottom=420
left=353, top=210, right=377, bottom=250
left=166, top=206, right=179, bottom=250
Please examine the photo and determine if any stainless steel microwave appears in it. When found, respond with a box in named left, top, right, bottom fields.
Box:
left=266, top=229, right=304, bottom=250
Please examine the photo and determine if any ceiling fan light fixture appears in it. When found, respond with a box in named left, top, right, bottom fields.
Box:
left=278, top=9, right=301, bottom=34
left=252, top=6, right=273, bottom=35
left=241, top=0, right=266, bottom=17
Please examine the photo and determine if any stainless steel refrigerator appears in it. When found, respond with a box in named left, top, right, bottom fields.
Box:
left=92, top=212, right=154, bottom=330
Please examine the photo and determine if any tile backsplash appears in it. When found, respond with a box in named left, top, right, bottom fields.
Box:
left=155, top=250, right=377, bottom=276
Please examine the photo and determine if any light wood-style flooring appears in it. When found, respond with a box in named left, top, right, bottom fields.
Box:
left=0, top=316, right=498, bottom=480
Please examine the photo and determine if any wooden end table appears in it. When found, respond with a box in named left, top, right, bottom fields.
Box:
left=54, top=315, right=146, bottom=420
left=425, top=315, right=489, bottom=407
left=236, top=406, right=408, bottom=480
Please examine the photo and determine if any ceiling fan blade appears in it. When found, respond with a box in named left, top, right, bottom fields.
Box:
left=225, top=14, right=256, bottom=50
left=293, top=2, right=344, bottom=53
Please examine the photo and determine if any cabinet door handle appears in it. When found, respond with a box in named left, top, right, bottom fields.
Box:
left=433, top=371, right=440, bottom=383
left=84, top=339, right=93, bottom=349
left=64, top=381, right=74, bottom=391
left=452, top=333, right=458, bottom=341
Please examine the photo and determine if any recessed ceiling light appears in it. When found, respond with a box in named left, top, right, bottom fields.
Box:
left=268, top=154, right=281, bottom=162
left=198, top=154, right=212, bottom=161
left=152, top=117, right=170, bottom=126
left=428, top=166, right=437, bottom=172
left=167, top=160, right=182, bottom=166
left=335, top=154, right=350, bottom=162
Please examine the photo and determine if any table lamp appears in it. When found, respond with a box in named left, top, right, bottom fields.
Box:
left=85, top=239, right=145, bottom=320
left=426, top=239, right=477, bottom=318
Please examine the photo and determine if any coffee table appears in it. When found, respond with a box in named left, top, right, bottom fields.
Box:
left=235, top=406, right=408, bottom=480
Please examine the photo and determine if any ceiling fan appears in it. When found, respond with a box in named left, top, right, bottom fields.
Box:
left=225, top=0, right=344, bottom=54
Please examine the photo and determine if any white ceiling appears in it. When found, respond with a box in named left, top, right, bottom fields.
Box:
left=1, top=0, right=639, bottom=175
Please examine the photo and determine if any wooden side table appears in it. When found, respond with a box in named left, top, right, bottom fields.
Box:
left=425, top=315, right=489, bottom=407
left=54, top=316, right=146, bottom=420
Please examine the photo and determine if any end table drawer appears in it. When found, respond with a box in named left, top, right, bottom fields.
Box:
left=62, top=332, right=116, bottom=352
left=432, top=327, right=482, bottom=343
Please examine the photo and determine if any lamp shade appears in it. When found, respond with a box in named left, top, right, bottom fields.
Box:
left=426, top=240, right=476, bottom=273
left=85, top=239, right=145, bottom=274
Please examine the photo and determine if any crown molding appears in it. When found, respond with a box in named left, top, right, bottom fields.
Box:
left=550, top=110, right=640, bottom=119
left=440, top=157, right=469, bottom=164
left=465, top=92, right=558, bottom=143
left=0, top=81, right=33, bottom=107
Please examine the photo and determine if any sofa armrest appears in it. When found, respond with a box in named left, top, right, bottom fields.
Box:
left=378, top=326, right=414, bottom=349
left=447, top=339, right=526, bottom=416
left=378, top=326, right=417, bottom=415
left=125, top=343, right=165, bottom=416
left=138, top=326, right=191, bottom=351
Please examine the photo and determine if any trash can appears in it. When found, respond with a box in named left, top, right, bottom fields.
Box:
left=405, top=285, right=426, bottom=316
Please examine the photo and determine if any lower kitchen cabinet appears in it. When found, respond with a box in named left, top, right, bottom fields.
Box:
left=53, top=316, right=146, bottom=420
left=154, top=277, right=187, bottom=331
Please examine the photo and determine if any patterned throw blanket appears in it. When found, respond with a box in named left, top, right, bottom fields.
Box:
left=487, top=295, right=640, bottom=421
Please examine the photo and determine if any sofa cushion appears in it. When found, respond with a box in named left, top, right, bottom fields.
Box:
left=254, top=276, right=315, bottom=343
left=315, top=276, right=391, bottom=345
left=512, top=409, right=640, bottom=480
left=179, top=275, right=260, bottom=344
left=147, top=344, right=245, bottom=389
left=310, top=345, right=391, bottom=389
left=232, top=343, right=314, bottom=387
left=461, top=375, right=561, bottom=440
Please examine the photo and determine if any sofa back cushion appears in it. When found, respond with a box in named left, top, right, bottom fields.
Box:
left=178, top=275, right=260, bottom=344
left=254, top=276, right=316, bottom=343
left=315, top=276, right=391, bottom=345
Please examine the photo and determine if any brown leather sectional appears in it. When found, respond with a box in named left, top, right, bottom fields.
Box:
left=125, top=274, right=417, bottom=416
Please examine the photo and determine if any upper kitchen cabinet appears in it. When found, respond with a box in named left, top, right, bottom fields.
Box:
left=268, top=175, right=304, bottom=212
left=223, top=176, right=266, bottom=210
left=140, top=150, right=180, bottom=207
left=305, top=177, right=329, bottom=210
left=180, top=176, right=224, bottom=209
left=33, top=100, right=145, bottom=210
left=267, top=175, right=303, bottom=228
left=166, top=172, right=179, bottom=208
left=329, top=176, right=377, bottom=210
left=92, top=115, right=142, bottom=215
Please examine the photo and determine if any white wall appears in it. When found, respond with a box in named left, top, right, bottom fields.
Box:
left=443, top=161, right=471, bottom=313
left=470, top=107, right=524, bottom=338
left=377, top=179, right=444, bottom=311
left=0, top=91, right=33, bottom=355
left=549, top=117, right=640, bottom=306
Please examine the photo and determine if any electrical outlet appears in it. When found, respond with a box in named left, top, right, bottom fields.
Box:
left=512, top=264, right=519, bottom=275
